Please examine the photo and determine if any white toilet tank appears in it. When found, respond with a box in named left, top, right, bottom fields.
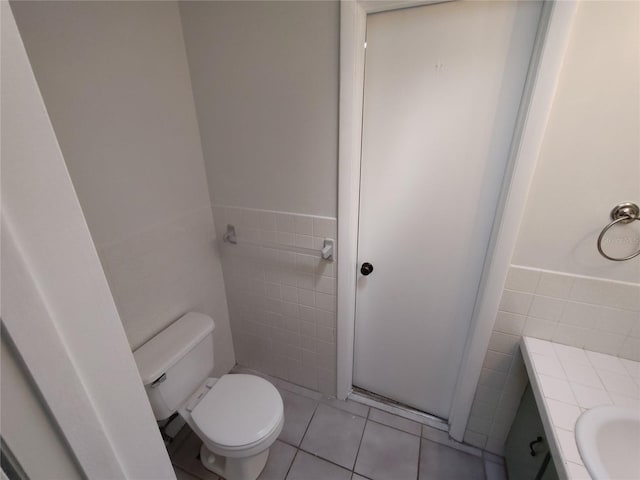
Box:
left=133, top=312, right=215, bottom=420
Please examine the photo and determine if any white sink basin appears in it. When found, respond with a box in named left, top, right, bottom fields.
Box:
left=575, top=405, right=640, bottom=480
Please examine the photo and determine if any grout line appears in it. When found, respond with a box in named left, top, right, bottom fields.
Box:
left=352, top=472, right=375, bottom=480
left=296, top=443, right=365, bottom=475
left=297, top=400, right=320, bottom=448
left=366, top=417, right=421, bottom=438
left=284, top=447, right=300, bottom=480
left=417, top=431, right=423, bottom=480
left=319, top=398, right=369, bottom=418
left=348, top=390, right=447, bottom=430
left=296, top=446, right=355, bottom=474
left=350, top=418, right=370, bottom=475
left=293, top=404, right=367, bottom=475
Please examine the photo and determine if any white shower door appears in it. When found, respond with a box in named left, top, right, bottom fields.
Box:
left=353, top=1, right=543, bottom=419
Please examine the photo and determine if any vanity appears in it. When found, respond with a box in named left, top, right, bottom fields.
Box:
left=506, top=337, right=640, bottom=479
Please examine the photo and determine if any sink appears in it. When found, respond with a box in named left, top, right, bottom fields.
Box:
left=575, top=405, right=640, bottom=480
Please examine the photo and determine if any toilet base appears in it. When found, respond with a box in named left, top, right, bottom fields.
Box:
left=199, top=443, right=269, bottom=480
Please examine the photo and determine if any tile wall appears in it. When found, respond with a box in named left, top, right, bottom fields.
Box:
left=464, top=265, right=640, bottom=454
left=212, top=205, right=338, bottom=395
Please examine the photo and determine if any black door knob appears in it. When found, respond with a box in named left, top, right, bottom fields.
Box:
left=360, top=262, right=374, bottom=276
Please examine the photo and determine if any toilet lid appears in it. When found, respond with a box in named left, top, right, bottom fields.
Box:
left=191, top=374, right=283, bottom=449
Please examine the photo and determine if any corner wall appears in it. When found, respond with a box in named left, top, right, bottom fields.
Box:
left=465, top=0, right=640, bottom=454
left=179, top=1, right=340, bottom=393
left=11, top=1, right=235, bottom=375
left=1, top=2, right=175, bottom=474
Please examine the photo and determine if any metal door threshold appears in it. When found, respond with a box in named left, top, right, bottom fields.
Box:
left=349, top=387, right=449, bottom=432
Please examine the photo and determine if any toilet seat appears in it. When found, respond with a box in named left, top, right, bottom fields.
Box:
left=191, top=374, right=284, bottom=457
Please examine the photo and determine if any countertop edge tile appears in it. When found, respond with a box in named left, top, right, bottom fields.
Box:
left=520, top=336, right=640, bottom=480
left=520, top=337, right=572, bottom=480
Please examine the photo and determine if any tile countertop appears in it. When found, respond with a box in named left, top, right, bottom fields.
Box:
left=520, top=337, right=640, bottom=480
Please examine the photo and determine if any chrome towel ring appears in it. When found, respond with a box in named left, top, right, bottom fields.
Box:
left=597, top=202, right=640, bottom=261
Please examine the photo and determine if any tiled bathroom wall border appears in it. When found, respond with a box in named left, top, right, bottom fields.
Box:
left=464, top=265, right=640, bottom=454
left=212, top=205, right=338, bottom=396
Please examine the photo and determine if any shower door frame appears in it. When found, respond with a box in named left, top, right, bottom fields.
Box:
left=337, top=0, right=578, bottom=441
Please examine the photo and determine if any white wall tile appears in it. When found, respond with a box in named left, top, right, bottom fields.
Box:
left=505, top=267, right=540, bottom=292
left=217, top=206, right=337, bottom=395
left=552, top=324, right=588, bottom=349
left=260, top=229, right=277, bottom=244
left=316, top=310, right=337, bottom=329
left=479, top=368, right=508, bottom=390
left=597, top=307, right=635, bottom=335
left=499, top=290, right=533, bottom=315
left=493, top=312, right=526, bottom=336
left=483, top=351, right=513, bottom=373
left=300, top=321, right=316, bottom=339
left=469, top=266, right=639, bottom=456
left=276, top=231, right=295, bottom=246
left=313, top=217, right=337, bottom=238
left=281, top=301, right=299, bottom=318
left=315, top=293, right=336, bottom=312
left=569, top=277, right=610, bottom=305
left=488, top=332, right=520, bottom=355
left=299, top=305, right=316, bottom=323
left=583, top=331, right=626, bottom=356
left=523, top=317, right=556, bottom=340
left=602, top=282, right=640, bottom=312
left=296, top=273, right=315, bottom=290
left=295, top=234, right=314, bottom=249
left=315, top=275, right=337, bottom=295
left=535, top=272, right=574, bottom=298
left=474, top=384, right=502, bottom=405
left=317, top=326, right=336, bottom=344
left=467, top=415, right=493, bottom=435
left=560, top=301, right=600, bottom=329
left=294, top=215, right=314, bottom=235
left=265, top=282, right=281, bottom=300
left=275, top=213, right=295, bottom=233
left=464, top=430, right=488, bottom=449
left=528, top=295, right=565, bottom=321
left=619, top=337, right=640, bottom=362
left=298, top=289, right=315, bottom=307
left=258, top=211, right=277, bottom=231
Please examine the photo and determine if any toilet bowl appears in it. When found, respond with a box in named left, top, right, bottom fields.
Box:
left=133, top=312, right=284, bottom=480
left=184, top=374, right=284, bottom=479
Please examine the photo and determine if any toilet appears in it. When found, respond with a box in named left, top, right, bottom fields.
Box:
left=133, top=312, right=284, bottom=480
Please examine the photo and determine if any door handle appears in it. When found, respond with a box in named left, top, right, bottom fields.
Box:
left=360, top=262, right=374, bottom=276
left=529, top=436, right=544, bottom=456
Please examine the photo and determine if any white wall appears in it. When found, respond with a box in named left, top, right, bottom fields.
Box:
left=1, top=2, right=175, bottom=475
left=465, top=1, right=640, bottom=455
left=11, top=1, right=235, bottom=375
left=1, top=335, right=83, bottom=480
left=177, top=1, right=340, bottom=392
left=179, top=1, right=339, bottom=217
left=512, top=1, right=640, bottom=283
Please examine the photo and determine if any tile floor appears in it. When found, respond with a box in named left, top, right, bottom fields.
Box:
left=170, top=375, right=508, bottom=480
